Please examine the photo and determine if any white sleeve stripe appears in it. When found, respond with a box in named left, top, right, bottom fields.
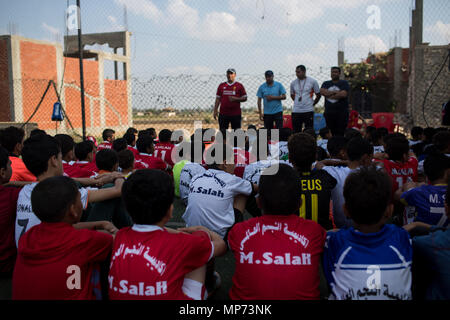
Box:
left=208, top=241, right=215, bottom=261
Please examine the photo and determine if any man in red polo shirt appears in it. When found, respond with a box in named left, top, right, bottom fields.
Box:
left=214, top=68, right=247, bottom=131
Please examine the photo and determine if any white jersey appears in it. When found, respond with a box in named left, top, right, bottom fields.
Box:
left=268, top=141, right=289, bottom=160
left=243, top=160, right=292, bottom=185
left=317, top=139, right=328, bottom=151
left=290, top=77, right=320, bottom=113
left=182, top=169, right=252, bottom=238
left=15, top=183, right=89, bottom=247
left=179, top=162, right=206, bottom=204
left=408, top=140, right=421, bottom=147
left=323, top=166, right=354, bottom=229
left=373, top=145, right=385, bottom=154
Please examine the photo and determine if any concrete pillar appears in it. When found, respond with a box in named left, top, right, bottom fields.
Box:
left=393, top=47, right=402, bottom=113
left=123, top=32, right=132, bottom=127
left=98, top=53, right=106, bottom=128
left=8, top=36, right=23, bottom=122
left=414, top=0, right=423, bottom=45
left=338, top=51, right=345, bottom=80
left=113, top=47, right=118, bottom=80
left=55, top=44, right=67, bottom=132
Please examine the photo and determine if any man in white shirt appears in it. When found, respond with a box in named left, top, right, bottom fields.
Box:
left=290, top=65, right=321, bottom=133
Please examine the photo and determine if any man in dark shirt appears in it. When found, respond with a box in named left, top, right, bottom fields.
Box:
left=288, top=133, right=337, bottom=230
left=320, top=67, right=350, bottom=136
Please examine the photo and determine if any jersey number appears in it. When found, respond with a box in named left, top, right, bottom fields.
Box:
left=396, top=176, right=413, bottom=188
left=154, top=150, right=166, bottom=160
left=299, top=194, right=319, bottom=222
left=17, top=219, right=29, bottom=239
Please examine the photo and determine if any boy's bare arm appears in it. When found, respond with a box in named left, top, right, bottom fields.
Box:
left=88, top=178, right=124, bottom=203
left=74, top=172, right=124, bottom=188
left=74, top=221, right=118, bottom=236
left=3, top=181, right=34, bottom=187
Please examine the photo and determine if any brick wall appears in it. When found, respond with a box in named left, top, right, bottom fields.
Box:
left=0, top=35, right=131, bottom=136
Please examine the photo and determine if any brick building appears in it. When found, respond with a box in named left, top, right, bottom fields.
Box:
left=0, top=31, right=133, bottom=137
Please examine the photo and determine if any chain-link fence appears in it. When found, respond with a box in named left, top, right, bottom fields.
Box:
left=0, top=0, right=449, bottom=141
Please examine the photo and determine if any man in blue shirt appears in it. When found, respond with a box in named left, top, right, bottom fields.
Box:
left=257, top=70, right=286, bottom=129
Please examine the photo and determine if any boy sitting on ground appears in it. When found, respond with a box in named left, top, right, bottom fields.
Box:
left=398, top=153, right=450, bottom=228
left=12, top=176, right=116, bottom=300
left=74, top=141, right=98, bottom=176
left=96, top=149, right=119, bottom=175
left=15, top=134, right=124, bottom=247
left=108, top=170, right=226, bottom=300
left=0, top=147, right=21, bottom=299
left=322, top=167, right=412, bottom=300
left=182, top=143, right=255, bottom=239
left=227, top=164, right=326, bottom=300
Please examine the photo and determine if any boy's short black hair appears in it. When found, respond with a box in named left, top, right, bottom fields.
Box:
left=54, top=134, right=74, bottom=157
left=288, top=133, right=316, bottom=171
left=343, top=166, right=392, bottom=225
left=259, top=164, right=301, bottom=215
left=118, top=149, right=134, bottom=171
left=0, top=126, right=25, bottom=153
left=122, top=170, right=174, bottom=224
left=136, top=135, right=154, bottom=154
left=327, top=136, right=347, bottom=157
left=365, top=126, right=377, bottom=136
left=385, top=136, right=409, bottom=161
left=376, top=127, right=389, bottom=138
left=30, top=129, right=46, bottom=137
left=102, top=129, right=115, bottom=141
left=303, top=128, right=317, bottom=140
left=344, top=128, right=362, bottom=141
left=411, top=126, right=423, bottom=140
left=147, top=128, right=157, bottom=137
left=126, top=127, right=138, bottom=135
left=31, top=176, right=79, bottom=223
left=96, top=149, right=119, bottom=172
left=138, top=130, right=150, bottom=139
left=123, top=132, right=136, bottom=146
left=158, top=129, right=172, bottom=143
left=346, top=137, right=374, bottom=162
left=280, top=128, right=293, bottom=142
left=22, top=134, right=61, bottom=177
left=319, top=127, right=330, bottom=139
left=296, top=65, right=306, bottom=71
left=423, top=154, right=450, bottom=182
left=0, top=146, right=8, bottom=170
left=74, top=141, right=94, bottom=161
left=112, top=138, right=128, bottom=153
left=423, top=127, right=436, bottom=142
left=432, top=130, right=450, bottom=153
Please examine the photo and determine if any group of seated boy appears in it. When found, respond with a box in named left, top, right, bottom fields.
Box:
left=0, top=123, right=449, bottom=300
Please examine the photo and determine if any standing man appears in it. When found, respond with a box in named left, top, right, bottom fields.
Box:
left=257, top=70, right=287, bottom=129
left=214, top=68, right=248, bottom=131
left=290, top=65, right=321, bottom=133
left=320, top=67, right=350, bottom=136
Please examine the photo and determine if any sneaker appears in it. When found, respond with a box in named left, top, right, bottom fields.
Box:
left=206, top=271, right=221, bottom=299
